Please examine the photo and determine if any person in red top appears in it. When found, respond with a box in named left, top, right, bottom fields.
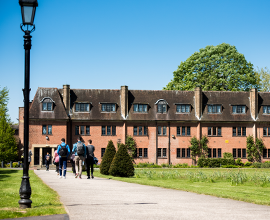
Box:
left=53, top=149, right=60, bottom=175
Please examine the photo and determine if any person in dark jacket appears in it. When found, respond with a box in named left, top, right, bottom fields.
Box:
left=57, top=138, right=70, bottom=179
left=45, top=152, right=51, bottom=171
left=85, top=139, right=95, bottom=179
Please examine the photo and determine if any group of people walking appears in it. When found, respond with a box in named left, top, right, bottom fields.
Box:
left=48, top=137, right=95, bottom=179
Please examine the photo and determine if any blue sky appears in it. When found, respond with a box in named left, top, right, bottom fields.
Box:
left=0, top=0, right=270, bottom=123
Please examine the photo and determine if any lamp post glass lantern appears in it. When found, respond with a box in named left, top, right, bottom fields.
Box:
left=18, top=0, right=38, bottom=209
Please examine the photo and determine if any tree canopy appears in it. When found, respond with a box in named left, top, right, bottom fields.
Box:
left=256, top=67, right=270, bottom=92
left=164, top=43, right=260, bottom=91
left=0, top=87, right=18, bottom=162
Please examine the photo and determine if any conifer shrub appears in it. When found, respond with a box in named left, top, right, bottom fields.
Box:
left=100, top=140, right=116, bottom=175
left=109, top=143, right=134, bottom=177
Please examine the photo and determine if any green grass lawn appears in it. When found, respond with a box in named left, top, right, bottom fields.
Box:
left=0, top=169, right=66, bottom=219
left=87, top=168, right=270, bottom=206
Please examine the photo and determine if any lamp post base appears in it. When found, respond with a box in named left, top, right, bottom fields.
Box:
left=18, top=176, right=32, bottom=209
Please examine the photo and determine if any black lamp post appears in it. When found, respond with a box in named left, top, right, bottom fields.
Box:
left=18, top=0, right=38, bottom=209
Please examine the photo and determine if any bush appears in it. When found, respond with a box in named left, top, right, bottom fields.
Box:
left=197, top=158, right=235, bottom=168
left=109, top=144, right=134, bottom=177
left=261, top=162, right=270, bottom=168
left=235, top=158, right=244, bottom=166
left=100, top=140, right=116, bottom=175
left=252, top=162, right=262, bottom=168
left=244, top=161, right=252, bottom=167
left=223, top=152, right=234, bottom=160
left=134, top=162, right=162, bottom=168
left=161, top=163, right=170, bottom=168
left=12, top=162, right=18, bottom=168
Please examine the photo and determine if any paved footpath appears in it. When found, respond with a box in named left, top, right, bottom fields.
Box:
left=33, top=170, right=270, bottom=220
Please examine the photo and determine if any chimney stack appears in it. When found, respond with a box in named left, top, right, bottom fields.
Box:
left=63, top=85, right=70, bottom=115
left=250, top=88, right=258, bottom=120
left=194, top=87, right=202, bottom=119
left=120, top=86, right=128, bottom=119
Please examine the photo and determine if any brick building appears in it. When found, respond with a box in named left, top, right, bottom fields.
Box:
left=18, top=85, right=270, bottom=167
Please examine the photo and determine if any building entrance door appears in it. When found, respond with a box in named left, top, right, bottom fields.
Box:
left=42, top=148, right=52, bottom=165
left=34, top=148, right=40, bottom=165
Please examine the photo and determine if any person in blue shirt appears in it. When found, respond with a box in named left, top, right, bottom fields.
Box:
left=44, top=152, right=51, bottom=171
left=57, top=138, right=70, bottom=179
left=72, top=136, right=86, bottom=179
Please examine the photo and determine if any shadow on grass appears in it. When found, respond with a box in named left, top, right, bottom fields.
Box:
left=0, top=169, right=20, bottom=181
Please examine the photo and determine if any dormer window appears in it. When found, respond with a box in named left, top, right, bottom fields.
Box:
left=42, top=102, right=52, bottom=111
left=75, top=103, right=90, bottom=112
left=176, top=104, right=190, bottom=113
left=156, top=99, right=168, bottom=113
left=208, top=105, right=221, bottom=113
left=134, top=104, right=148, bottom=113
left=232, top=105, right=246, bottom=114
left=101, top=103, right=116, bottom=112
left=40, top=97, right=54, bottom=111
left=263, top=106, right=270, bottom=114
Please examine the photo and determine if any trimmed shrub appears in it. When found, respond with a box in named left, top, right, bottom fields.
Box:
left=100, top=140, right=116, bottom=175
left=261, top=162, right=270, bottom=168
left=244, top=161, right=252, bottom=167
left=109, top=143, right=134, bottom=177
left=197, top=158, right=235, bottom=168
left=134, top=163, right=161, bottom=168
left=252, top=162, right=262, bottom=168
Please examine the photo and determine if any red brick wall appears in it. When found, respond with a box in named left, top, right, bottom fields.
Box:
left=29, top=120, right=67, bottom=150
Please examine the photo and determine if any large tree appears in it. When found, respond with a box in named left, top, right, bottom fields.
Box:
left=256, top=67, right=270, bottom=92
left=164, top=43, right=260, bottom=91
left=0, top=87, right=18, bottom=162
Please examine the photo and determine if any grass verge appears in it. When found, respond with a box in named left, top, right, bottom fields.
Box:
left=86, top=168, right=270, bottom=206
left=0, top=169, right=66, bottom=219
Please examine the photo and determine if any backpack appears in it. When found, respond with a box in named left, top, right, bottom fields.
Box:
left=77, top=142, right=84, bottom=156
left=59, top=144, right=67, bottom=157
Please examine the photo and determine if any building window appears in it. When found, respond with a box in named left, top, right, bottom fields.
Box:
left=86, top=126, right=90, bottom=135
left=176, top=104, right=190, bottom=113
left=144, top=148, right=148, bottom=157
left=208, top=148, right=212, bottom=158
left=134, top=126, right=148, bottom=136
left=208, top=127, right=222, bottom=136
left=138, top=148, right=143, bottom=157
left=157, top=104, right=167, bottom=113
left=80, top=126, right=85, bottom=135
left=133, top=104, right=148, bottom=113
left=263, top=149, right=270, bottom=159
left=101, top=126, right=116, bottom=136
left=75, top=103, right=90, bottom=112
left=158, top=126, right=167, bottom=136
left=208, top=105, right=221, bottom=113
left=177, top=126, right=190, bottom=136
left=176, top=148, right=191, bottom=158
left=158, top=148, right=167, bottom=158
left=42, top=102, right=53, bottom=111
left=75, top=126, right=90, bottom=135
left=213, top=149, right=217, bottom=158
left=42, top=125, right=52, bottom=135
left=242, top=149, right=246, bottom=158
left=177, top=148, right=181, bottom=158
left=232, top=105, right=246, bottom=114
left=263, top=106, right=270, bottom=114
left=218, top=148, right=222, bottom=158
left=157, top=148, right=162, bottom=157
left=233, top=127, right=246, bottom=136
left=75, top=126, right=79, bottom=135
left=208, top=148, right=221, bottom=158
left=101, top=148, right=106, bottom=157
left=263, top=127, right=270, bottom=136
left=163, top=148, right=167, bottom=157
left=233, top=148, right=246, bottom=158
left=101, top=103, right=116, bottom=112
